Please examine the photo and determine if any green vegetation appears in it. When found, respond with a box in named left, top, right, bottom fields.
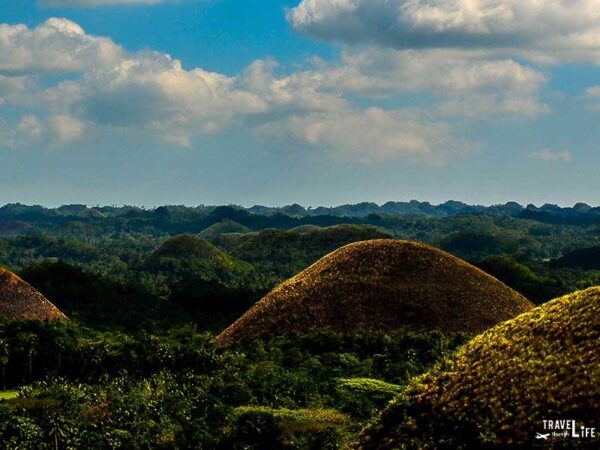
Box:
left=0, top=202, right=598, bottom=448
left=355, top=287, right=600, bottom=449
left=0, top=390, right=18, bottom=400
left=0, top=325, right=466, bottom=449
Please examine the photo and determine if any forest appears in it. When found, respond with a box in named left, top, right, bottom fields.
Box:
left=0, top=202, right=599, bottom=449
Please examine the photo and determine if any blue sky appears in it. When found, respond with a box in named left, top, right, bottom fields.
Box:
left=1, top=0, right=600, bottom=207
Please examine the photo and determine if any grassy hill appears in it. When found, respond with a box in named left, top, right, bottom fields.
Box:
left=217, top=240, right=533, bottom=345
left=0, top=268, right=66, bottom=321
left=199, top=220, right=251, bottom=240
left=355, top=287, right=600, bottom=449
left=144, top=234, right=254, bottom=284
left=214, top=224, right=392, bottom=279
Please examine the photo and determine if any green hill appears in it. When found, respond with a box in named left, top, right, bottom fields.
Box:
left=199, top=220, right=251, bottom=240
left=145, top=234, right=253, bottom=284
left=217, top=240, right=533, bottom=345
left=355, top=287, right=600, bottom=449
left=215, top=224, right=392, bottom=279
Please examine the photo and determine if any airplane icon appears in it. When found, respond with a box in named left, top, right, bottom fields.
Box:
left=536, top=433, right=551, bottom=440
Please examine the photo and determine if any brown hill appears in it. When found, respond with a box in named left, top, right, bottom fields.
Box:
left=0, top=268, right=67, bottom=321
left=217, top=240, right=533, bottom=345
left=354, top=287, right=600, bottom=449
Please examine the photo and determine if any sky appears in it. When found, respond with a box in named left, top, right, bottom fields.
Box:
left=1, top=0, right=600, bottom=208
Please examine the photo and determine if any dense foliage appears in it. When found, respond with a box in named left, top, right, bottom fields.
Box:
left=0, top=202, right=599, bottom=448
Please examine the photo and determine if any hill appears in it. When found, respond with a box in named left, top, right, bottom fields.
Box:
left=216, top=240, right=533, bottom=345
left=215, top=224, right=392, bottom=279
left=355, top=287, right=600, bottom=449
left=144, top=234, right=253, bottom=283
left=199, top=220, right=251, bottom=240
left=0, top=268, right=67, bottom=321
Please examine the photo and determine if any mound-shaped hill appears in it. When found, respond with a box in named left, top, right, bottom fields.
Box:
left=145, top=234, right=253, bottom=283
left=288, top=224, right=323, bottom=233
left=355, top=287, right=600, bottom=449
left=217, top=240, right=533, bottom=345
left=0, top=268, right=67, bottom=321
left=199, top=220, right=251, bottom=240
left=215, top=224, right=392, bottom=279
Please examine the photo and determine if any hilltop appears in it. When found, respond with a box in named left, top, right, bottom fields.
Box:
left=355, top=287, right=600, bottom=449
left=199, top=220, right=251, bottom=239
left=0, top=268, right=66, bottom=321
left=144, top=234, right=253, bottom=283
left=217, top=240, right=533, bottom=345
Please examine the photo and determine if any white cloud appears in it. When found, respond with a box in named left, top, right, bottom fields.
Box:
left=0, top=76, right=28, bottom=105
left=50, top=115, right=86, bottom=143
left=0, top=17, right=546, bottom=164
left=289, top=0, right=600, bottom=63
left=0, top=18, right=122, bottom=74
left=258, top=107, right=478, bottom=164
left=0, top=115, right=44, bottom=148
left=583, top=86, right=600, bottom=99
left=45, top=51, right=269, bottom=145
left=309, top=48, right=548, bottom=117
left=530, top=149, right=572, bottom=163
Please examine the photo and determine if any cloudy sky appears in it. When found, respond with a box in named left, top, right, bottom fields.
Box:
left=1, top=0, right=599, bottom=207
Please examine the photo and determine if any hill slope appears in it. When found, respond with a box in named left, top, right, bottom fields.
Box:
left=217, top=240, right=533, bottom=345
left=355, top=287, right=600, bottom=449
left=0, top=268, right=67, bottom=321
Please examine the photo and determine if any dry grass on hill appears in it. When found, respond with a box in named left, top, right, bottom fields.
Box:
left=354, top=286, right=600, bottom=449
left=217, top=240, right=533, bottom=345
left=0, top=268, right=67, bottom=321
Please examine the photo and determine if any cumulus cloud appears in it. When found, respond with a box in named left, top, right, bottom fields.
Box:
left=0, top=115, right=44, bottom=148
left=582, top=86, right=600, bottom=111
left=0, top=16, right=545, bottom=163
left=530, top=149, right=572, bottom=163
left=45, top=51, right=269, bottom=146
left=308, top=48, right=548, bottom=117
left=0, top=18, right=122, bottom=74
left=258, top=107, right=477, bottom=164
left=49, top=115, right=86, bottom=143
left=0, top=76, right=29, bottom=105
left=289, top=0, right=600, bottom=63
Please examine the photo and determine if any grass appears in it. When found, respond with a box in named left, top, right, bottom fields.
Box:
left=0, top=390, right=18, bottom=400
left=355, top=286, right=600, bottom=449
left=217, top=240, right=533, bottom=345
left=235, top=406, right=349, bottom=425
left=0, top=267, right=67, bottom=321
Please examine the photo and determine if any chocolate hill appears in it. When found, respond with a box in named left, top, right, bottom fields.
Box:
left=355, top=286, right=600, bottom=449
left=217, top=240, right=533, bottom=345
left=0, top=268, right=67, bottom=321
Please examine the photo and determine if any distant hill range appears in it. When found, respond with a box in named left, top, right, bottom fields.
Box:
left=1, top=201, right=599, bottom=224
